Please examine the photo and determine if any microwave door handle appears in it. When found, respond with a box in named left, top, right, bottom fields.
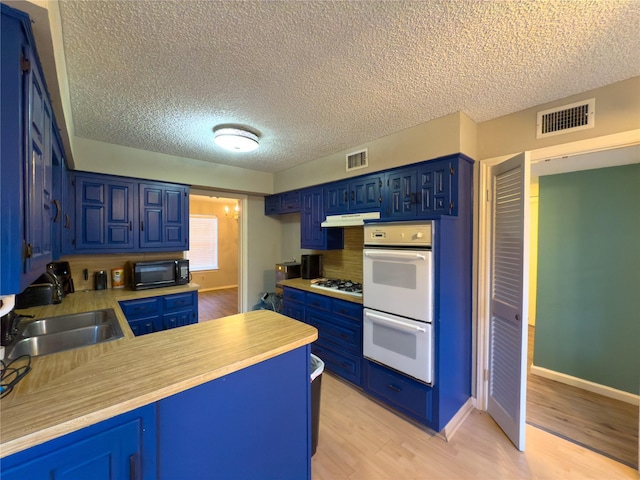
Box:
left=364, top=251, right=427, bottom=262
left=365, top=312, right=427, bottom=333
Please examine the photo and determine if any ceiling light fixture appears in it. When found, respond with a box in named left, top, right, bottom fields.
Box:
left=213, top=127, right=259, bottom=152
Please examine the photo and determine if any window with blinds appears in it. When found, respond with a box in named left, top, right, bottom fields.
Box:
left=186, top=214, right=218, bottom=271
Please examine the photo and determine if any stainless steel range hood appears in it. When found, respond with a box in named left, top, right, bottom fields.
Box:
left=321, top=212, right=381, bottom=227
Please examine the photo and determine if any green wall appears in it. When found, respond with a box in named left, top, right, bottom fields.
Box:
left=535, top=163, right=640, bottom=395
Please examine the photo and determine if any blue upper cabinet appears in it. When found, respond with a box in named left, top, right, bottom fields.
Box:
left=264, top=190, right=300, bottom=215
left=324, top=174, right=382, bottom=215
left=384, top=166, right=418, bottom=218
left=74, top=173, right=136, bottom=251
left=0, top=5, right=58, bottom=294
left=301, top=187, right=343, bottom=250
left=139, top=182, right=189, bottom=250
left=68, top=172, right=189, bottom=254
left=383, top=155, right=464, bottom=219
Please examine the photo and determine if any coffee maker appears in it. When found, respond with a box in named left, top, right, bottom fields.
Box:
left=47, top=261, right=75, bottom=296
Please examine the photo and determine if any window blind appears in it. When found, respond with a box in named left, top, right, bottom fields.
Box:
left=186, top=214, right=218, bottom=271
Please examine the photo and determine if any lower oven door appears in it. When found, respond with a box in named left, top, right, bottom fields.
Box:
left=363, top=308, right=433, bottom=384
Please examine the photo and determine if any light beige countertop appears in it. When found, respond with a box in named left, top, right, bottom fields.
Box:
left=0, top=285, right=317, bottom=457
left=279, top=278, right=364, bottom=305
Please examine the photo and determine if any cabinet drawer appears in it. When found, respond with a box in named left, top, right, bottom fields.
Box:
left=282, top=303, right=305, bottom=322
left=163, top=292, right=195, bottom=311
left=331, top=298, right=362, bottom=321
left=119, top=297, right=161, bottom=319
left=163, top=309, right=196, bottom=330
left=311, top=343, right=361, bottom=387
left=306, top=310, right=361, bottom=353
left=283, top=287, right=305, bottom=304
left=128, top=316, right=162, bottom=336
left=306, top=292, right=331, bottom=312
left=364, top=360, right=433, bottom=423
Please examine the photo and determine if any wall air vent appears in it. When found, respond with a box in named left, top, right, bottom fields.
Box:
left=537, top=98, right=595, bottom=139
left=346, top=148, right=368, bottom=172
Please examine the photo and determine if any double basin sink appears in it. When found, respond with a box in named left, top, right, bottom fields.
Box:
left=6, top=309, right=124, bottom=360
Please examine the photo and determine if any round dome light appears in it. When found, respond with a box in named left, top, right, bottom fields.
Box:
left=213, top=128, right=259, bottom=152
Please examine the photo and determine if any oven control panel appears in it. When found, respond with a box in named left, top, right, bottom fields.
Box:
left=364, top=222, right=433, bottom=247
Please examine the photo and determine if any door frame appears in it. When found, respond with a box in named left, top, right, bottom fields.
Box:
left=475, top=130, right=640, bottom=412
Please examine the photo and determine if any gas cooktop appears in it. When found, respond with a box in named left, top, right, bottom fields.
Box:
left=310, top=279, right=363, bottom=297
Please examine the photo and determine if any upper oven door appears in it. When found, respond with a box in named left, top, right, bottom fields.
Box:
left=363, top=248, right=433, bottom=322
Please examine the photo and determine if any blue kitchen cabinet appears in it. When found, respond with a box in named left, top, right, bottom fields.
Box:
left=350, top=174, right=383, bottom=213
left=264, top=190, right=301, bottom=215
left=0, top=4, right=58, bottom=294
left=51, top=132, right=67, bottom=260
left=324, top=180, right=351, bottom=215
left=300, top=187, right=344, bottom=250
left=73, top=172, right=136, bottom=251
left=383, top=155, right=467, bottom=219
left=161, top=291, right=198, bottom=329
left=383, top=166, right=418, bottom=218
left=157, top=346, right=311, bottom=480
left=66, top=172, right=189, bottom=253
left=139, top=182, right=189, bottom=250
left=282, top=287, right=362, bottom=386
left=1, top=405, right=156, bottom=480
left=120, top=291, right=198, bottom=336
left=324, top=174, right=382, bottom=215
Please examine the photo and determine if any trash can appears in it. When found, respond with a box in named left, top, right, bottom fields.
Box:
left=310, top=353, right=324, bottom=456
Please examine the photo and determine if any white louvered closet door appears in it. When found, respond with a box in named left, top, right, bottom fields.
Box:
left=487, top=152, right=530, bottom=451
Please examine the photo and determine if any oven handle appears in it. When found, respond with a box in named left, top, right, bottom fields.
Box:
left=364, top=250, right=427, bottom=262
left=365, top=311, right=427, bottom=333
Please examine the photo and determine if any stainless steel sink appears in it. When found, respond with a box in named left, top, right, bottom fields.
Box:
left=7, top=309, right=124, bottom=359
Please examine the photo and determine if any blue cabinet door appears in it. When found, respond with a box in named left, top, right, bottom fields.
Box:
left=417, top=158, right=453, bottom=216
left=1, top=405, right=156, bottom=480
left=51, top=134, right=66, bottom=260
left=350, top=174, right=382, bottom=213
left=139, top=183, right=188, bottom=250
left=74, top=173, right=136, bottom=251
left=324, top=180, right=350, bottom=215
left=25, top=56, right=54, bottom=278
left=301, top=187, right=343, bottom=250
left=384, top=167, right=417, bottom=218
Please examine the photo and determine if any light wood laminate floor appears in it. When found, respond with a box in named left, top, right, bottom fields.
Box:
left=527, top=325, right=638, bottom=469
left=197, top=288, right=238, bottom=321
left=312, top=373, right=637, bottom=479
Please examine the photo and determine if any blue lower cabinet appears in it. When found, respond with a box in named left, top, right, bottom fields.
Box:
left=157, top=346, right=311, bottom=480
left=120, top=291, right=198, bottom=336
left=1, top=405, right=156, bottom=480
left=311, top=342, right=362, bottom=386
left=364, top=360, right=434, bottom=426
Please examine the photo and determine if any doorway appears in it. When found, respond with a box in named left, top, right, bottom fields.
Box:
left=476, top=138, right=640, bottom=462
left=188, top=191, right=242, bottom=321
left=526, top=148, right=639, bottom=468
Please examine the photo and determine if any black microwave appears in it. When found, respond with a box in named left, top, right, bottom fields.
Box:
left=131, top=259, right=190, bottom=290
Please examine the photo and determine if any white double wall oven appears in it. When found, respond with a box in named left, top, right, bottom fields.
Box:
left=362, top=222, right=434, bottom=384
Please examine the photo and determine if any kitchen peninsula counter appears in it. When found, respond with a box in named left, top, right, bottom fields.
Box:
left=280, top=278, right=363, bottom=304
left=0, top=286, right=317, bottom=458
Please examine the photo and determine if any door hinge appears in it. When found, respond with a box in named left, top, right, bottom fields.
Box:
left=20, top=54, right=31, bottom=73
left=486, top=189, right=491, bottom=203
left=450, top=166, right=455, bottom=175
left=484, top=368, right=490, bottom=382
left=450, top=201, right=454, bottom=211
left=23, top=243, right=33, bottom=259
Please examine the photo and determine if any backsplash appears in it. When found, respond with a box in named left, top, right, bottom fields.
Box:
left=313, top=226, right=364, bottom=282
left=61, top=252, right=184, bottom=291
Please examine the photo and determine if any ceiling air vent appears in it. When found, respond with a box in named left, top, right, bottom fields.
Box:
left=346, top=148, right=368, bottom=172
left=536, top=98, right=595, bottom=139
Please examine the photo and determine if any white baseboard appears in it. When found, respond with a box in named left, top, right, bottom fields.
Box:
left=438, top=397, right=475, bottom=441
left=197, top=285, right=238, bottom=292
left=530, top=365, right=640, bottom=406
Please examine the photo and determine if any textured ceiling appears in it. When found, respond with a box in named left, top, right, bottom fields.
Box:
left=56, top=0, right=640, bottom=173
